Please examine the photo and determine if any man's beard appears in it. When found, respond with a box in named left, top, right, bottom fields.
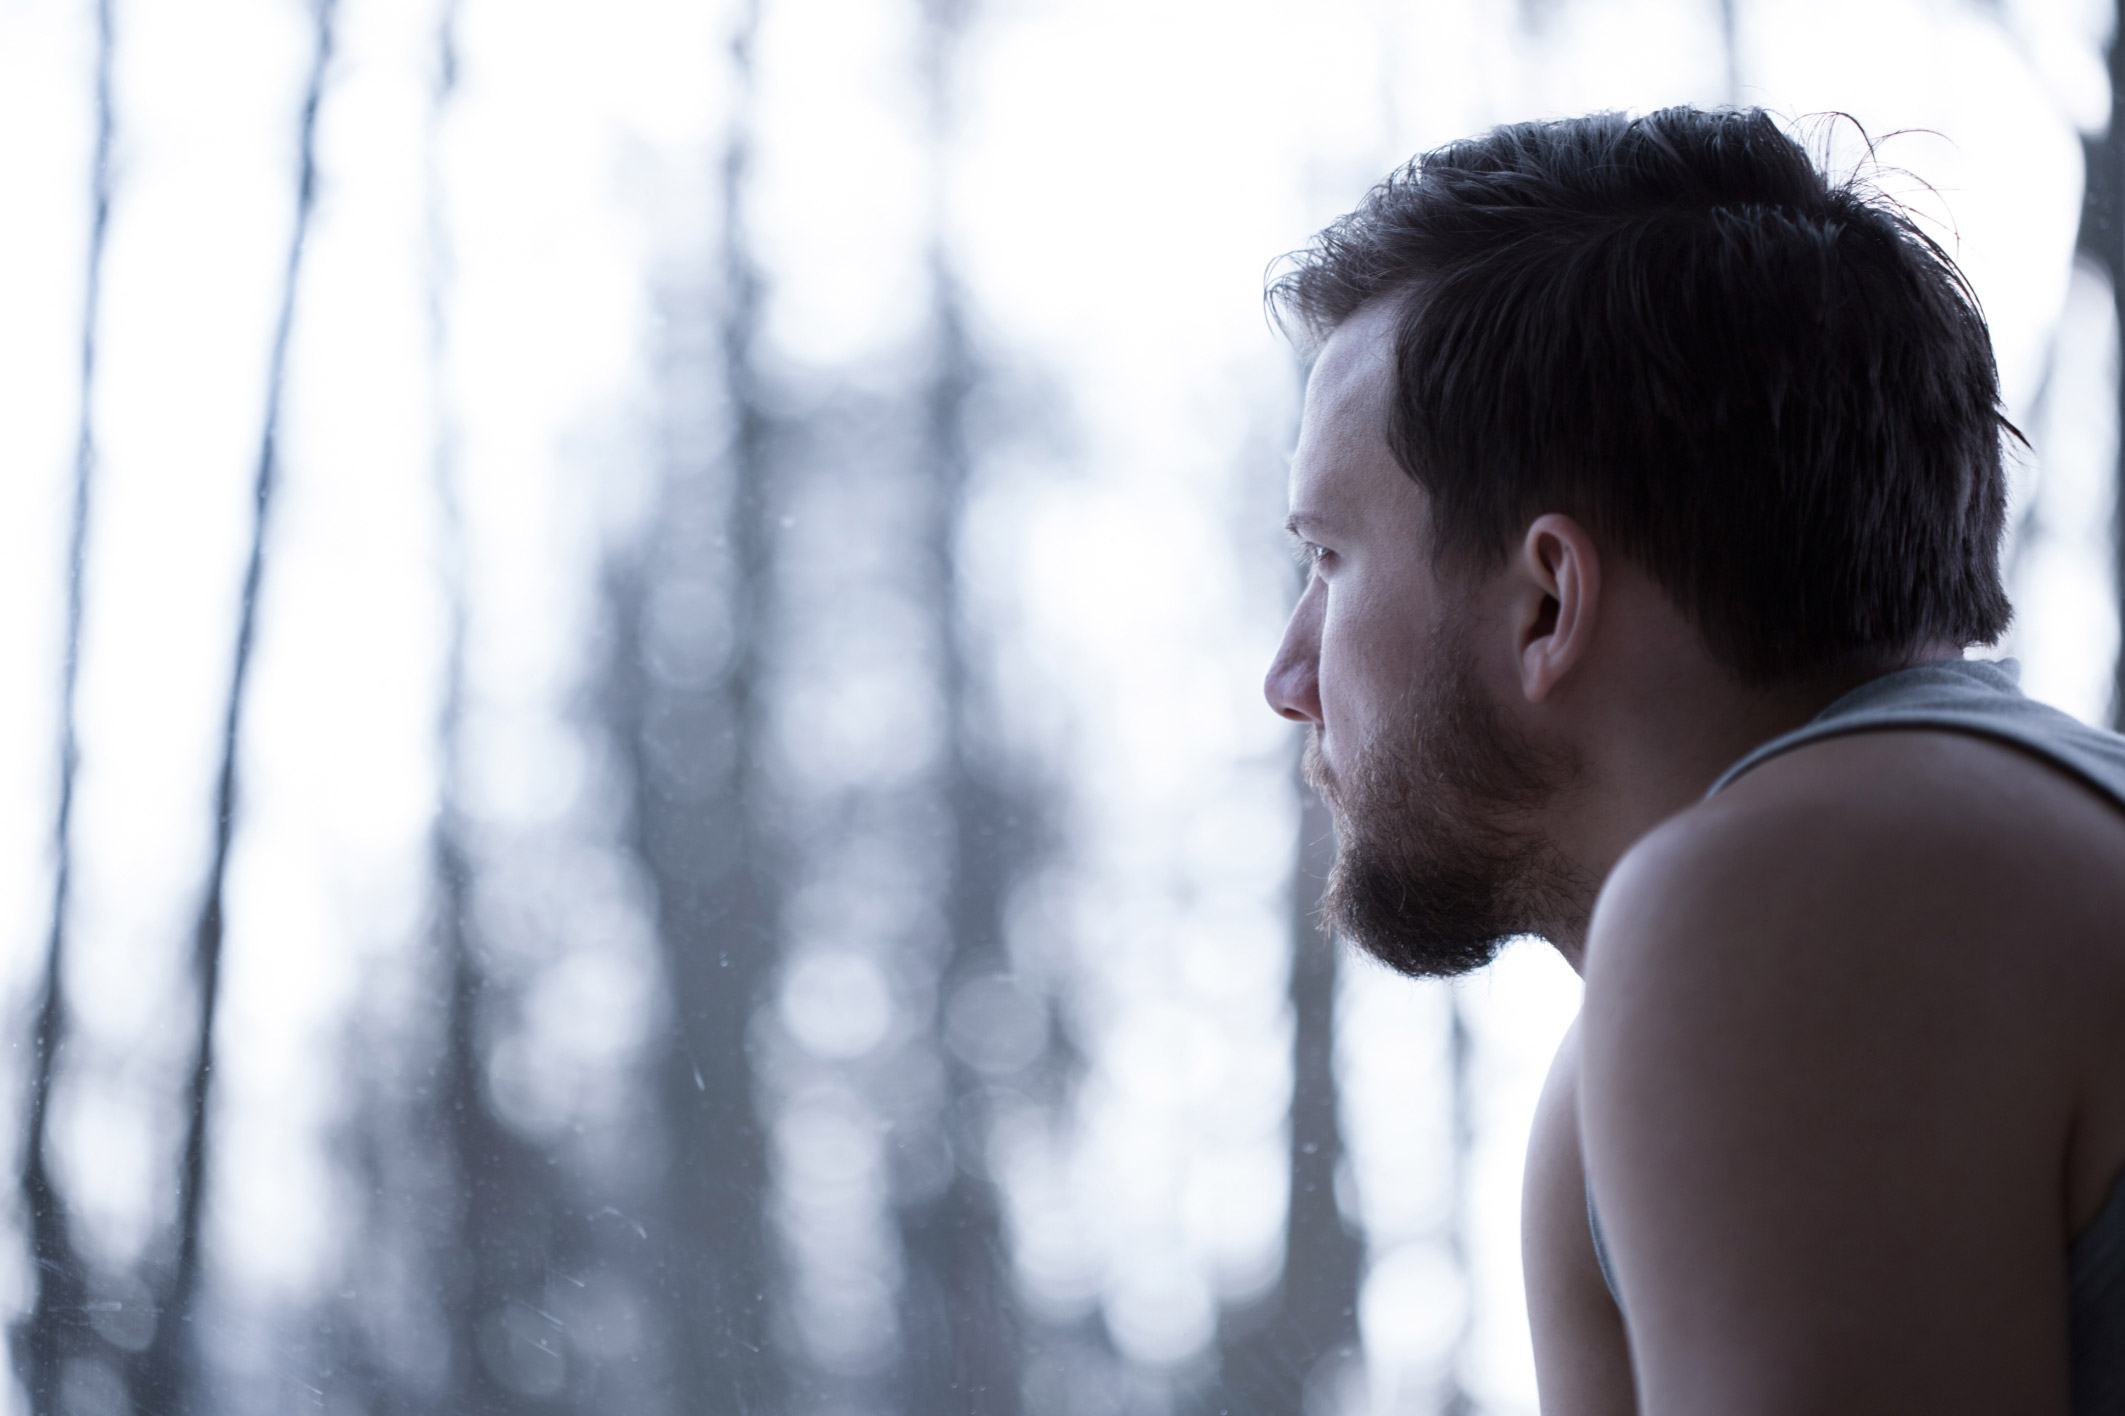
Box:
left=1304, top=632, right=1586, bottom=978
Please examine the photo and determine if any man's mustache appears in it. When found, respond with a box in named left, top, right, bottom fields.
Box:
left=1300, top=728, right=1341, bottom=805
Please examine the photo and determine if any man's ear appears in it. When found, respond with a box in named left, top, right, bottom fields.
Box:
left=1514, top=513, right=1601, bottom=704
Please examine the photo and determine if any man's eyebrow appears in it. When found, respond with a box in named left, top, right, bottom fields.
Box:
left=1284, top=512, right=1338, bottom=540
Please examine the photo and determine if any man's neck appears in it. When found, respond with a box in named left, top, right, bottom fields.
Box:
left=1541, top=643, right=1964, bottom=973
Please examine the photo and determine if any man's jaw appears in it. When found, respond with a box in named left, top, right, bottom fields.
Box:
left=1298, top=717, right=1594, bottom=974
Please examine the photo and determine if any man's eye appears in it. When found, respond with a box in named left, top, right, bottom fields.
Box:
left=1291, top=539, right=1327, bottom=568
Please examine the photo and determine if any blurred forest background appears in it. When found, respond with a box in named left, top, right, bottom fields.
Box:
left=0, top=0, right=2118, bottom=1413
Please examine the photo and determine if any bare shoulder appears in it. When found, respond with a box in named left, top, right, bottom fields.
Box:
left=1609, top=724, right=2125, bottom=936
left=1522, top=1019, right=1634, bottom=1416
left=1593, top=728, right=2125, bottom=1106
left=1577, top=726, right=2125, bottom=1414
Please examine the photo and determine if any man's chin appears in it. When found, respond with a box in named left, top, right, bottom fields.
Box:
left=1322, top=842, right=1514, bottom=980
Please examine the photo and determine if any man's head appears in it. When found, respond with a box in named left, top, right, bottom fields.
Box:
left=1263, top=107, right=2013, bottom=976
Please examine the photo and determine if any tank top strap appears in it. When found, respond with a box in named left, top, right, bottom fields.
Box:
left=1704, top=657, right=2125, bottom=807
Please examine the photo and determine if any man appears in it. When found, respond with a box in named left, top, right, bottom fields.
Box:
left=1261, top=108, right=2125, bottom=1414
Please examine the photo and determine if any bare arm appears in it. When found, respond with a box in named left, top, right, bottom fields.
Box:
left=1524, top=1018, right=1636, bottom=1416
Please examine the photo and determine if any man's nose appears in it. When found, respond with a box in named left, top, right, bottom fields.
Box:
left=1264, top=611, right=1323, bottom=725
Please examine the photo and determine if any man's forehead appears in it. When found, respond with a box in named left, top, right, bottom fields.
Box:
left=1307, top=297, right=1401, bottom=404
left=1291, top=298, right=1403, bottom=515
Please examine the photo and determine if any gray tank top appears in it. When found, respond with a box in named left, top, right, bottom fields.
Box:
left=1584, top=657, right=2125, bottom=1412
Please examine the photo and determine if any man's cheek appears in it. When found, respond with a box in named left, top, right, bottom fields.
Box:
left=1321, top=623, right=1396, bottom=728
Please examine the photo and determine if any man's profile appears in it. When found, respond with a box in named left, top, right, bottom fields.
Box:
left=1261, top=108, right=2125, bottom=1413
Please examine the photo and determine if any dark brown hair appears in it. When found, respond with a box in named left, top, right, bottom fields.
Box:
left=1270, top=107, right=2014, bottom=683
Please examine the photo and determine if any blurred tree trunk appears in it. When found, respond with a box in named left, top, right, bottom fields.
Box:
left=2083, top=0, right=2125, bottom=730
left=893, top=265, right=1028, bottom=1416
left=329, top=10, right=605, bottom=1407
left=1201, top=789, right=1364, bottom=1416
left=889, top=5, right=1038, bottom=1410
left=414, top=9, right=570, bottom=1409
left=13, top=0, right=113, bottom=1407
left=1280, top=792, right=1366, bottom=1387
left=620, top=3, right=786, bottom=1409
left=133, top=4, right=335, bottom=1409
left=432, top=906, right=594, bottom=1415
